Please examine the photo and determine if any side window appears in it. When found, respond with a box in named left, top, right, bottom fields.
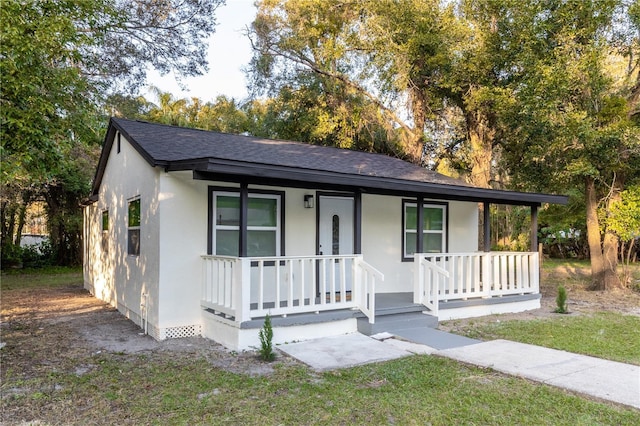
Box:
left=101, top=210, right=109, bottom=252
left=403, top=201, right=446, bottom=260
left=128, top=198, right=140, bottom=256
left=102, top=210, right=109, bottom=231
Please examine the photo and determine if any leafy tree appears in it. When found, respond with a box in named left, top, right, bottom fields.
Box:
left=498, top=0, right=640, bottom=290
left=1, top=0, right=223, bottom=266
left=605, top=185, right=640, bottom=283
left=143, top=91, right=251, bottom=134
left=247, top=0, right=436, bottom=160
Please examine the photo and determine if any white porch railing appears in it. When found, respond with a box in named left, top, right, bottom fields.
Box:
left=201, top=255, right=383, bottom=324
left=414, top=252, right=540, bottom=315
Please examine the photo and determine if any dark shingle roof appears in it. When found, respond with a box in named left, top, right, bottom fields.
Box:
left=112, top=118, right=467, bottom=187
left=90, top=118, right=567, bottom=206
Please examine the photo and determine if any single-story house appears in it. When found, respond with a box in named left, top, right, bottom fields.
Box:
left=83, top=118, right=567, bottom=350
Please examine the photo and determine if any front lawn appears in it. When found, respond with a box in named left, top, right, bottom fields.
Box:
left=457, top=312, right=640, bottom=365
left=3, top=351, right=639, bottom=425
left=2, top=268, right=639, bottom=424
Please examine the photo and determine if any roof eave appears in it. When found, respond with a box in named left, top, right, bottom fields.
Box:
left=90, top=118, right=164, bottom=196
left=191, top=159, right=568, bottom=206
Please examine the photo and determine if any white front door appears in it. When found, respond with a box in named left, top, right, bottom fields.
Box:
left=318, top=195, right=354, bottom=293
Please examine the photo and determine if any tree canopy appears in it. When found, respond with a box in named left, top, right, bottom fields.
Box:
left=244, top=0, right=639, bottom=289
left=2, top=0, right=638, bottom=291
left=1, top=0, right=223, bottom=266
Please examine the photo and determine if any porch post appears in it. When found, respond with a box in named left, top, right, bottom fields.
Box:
left=416, top=195, right=424, bottom=254
left=530, top=204, right=539, bottom=252
left=483, top=201, right=491, bottom=252
left=239, top=183, right=248, bottom=257
left=354, top=191, right=362, bottom=254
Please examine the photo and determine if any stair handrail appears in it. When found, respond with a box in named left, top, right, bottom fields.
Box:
left=414, top=254, right=450, bottom=317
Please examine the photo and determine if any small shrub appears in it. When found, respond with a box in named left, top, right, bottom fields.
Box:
left=1, top=243, right=23, bottom=268
left=258, top=314, right=275, bottom=361
left=1, top=240, right=56, bottom=269
left=555, top=285, right=568, bottom=314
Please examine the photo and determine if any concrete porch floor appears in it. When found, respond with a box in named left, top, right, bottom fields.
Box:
left=239, top=292, right=540, bottom=329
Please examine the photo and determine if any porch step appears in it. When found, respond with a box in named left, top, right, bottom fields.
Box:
left=357, top=311, right=438, bottom=336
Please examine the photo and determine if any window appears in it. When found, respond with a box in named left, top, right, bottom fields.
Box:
left=101, top=210, right=109, bottom=252
left=403, top=201, right=446, bottom=259
left=212, top=191, right=281, bottom=257
left=102, top=210, right=109, bottom=231
left=128, top=198, right=140, bottom=256
left=332, top=215, right=340, bottom=255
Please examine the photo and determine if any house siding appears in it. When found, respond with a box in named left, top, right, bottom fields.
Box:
left=156, top=171, right=209, bottom=335
left=84, top=132, right=161, bottom=336
left=361, top=194, right=478, bottom=293
left=85, top=168, right=481, bottom=340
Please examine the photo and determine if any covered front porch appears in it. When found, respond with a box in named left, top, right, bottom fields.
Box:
left=200, top=251, right=540, bottom=327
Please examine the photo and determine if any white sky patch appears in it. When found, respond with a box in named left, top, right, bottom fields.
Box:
left=145, top=0, right=256, bottom=103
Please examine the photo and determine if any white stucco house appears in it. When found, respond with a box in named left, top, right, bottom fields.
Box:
left=83, top=118, right=567, bottom=350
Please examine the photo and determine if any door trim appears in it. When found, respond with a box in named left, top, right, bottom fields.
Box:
left=315, top=191, right=361, bottom=256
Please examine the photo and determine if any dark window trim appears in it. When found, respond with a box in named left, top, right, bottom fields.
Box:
left=401, top=198, right=449, bottom=262
left=207, top=185, right=285, bottom=257
left=117, top=132, right=121, bottom=154
left=127, top=197, right=141, bottom=257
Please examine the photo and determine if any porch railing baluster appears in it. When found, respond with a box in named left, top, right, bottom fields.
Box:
left=415, top=252, right=540, bottom=311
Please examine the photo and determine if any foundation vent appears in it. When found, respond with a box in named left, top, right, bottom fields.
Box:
left=161, top=324, right=202, bottom=340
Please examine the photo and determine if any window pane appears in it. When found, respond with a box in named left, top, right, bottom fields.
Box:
left=423, top=207, right=443, bottom=231
left=405, top=232, right=416, bottom=256
left=423, top=233, right=443, bottom=253
left=128, top=199, right=140, bottom=227
left=248, top=197, right=277, bottom=227
left=216, top=196, right=240, bottom=226
left=247, top=230, right=276, bottom=256
left=128, top=229, right=140, bottom=255
left=405, top=205, right=417, bottom=230
left=216, top=230, right=239, bottom=256
left=102, top=210, right=109, bottom=231
left=332, top=215, right=340, bottom=255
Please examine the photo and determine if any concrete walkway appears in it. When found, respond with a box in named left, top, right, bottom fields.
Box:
left=277, top=333, right=640, bottom=410
left=437, top=339, right=640, bottom=409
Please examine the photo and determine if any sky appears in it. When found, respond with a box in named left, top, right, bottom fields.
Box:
left=145, top=0, right=257, bottom=103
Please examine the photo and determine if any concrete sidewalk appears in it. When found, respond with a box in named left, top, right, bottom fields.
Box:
left=278, top=333, right=640, bottom=410
left=436, top=339, right=640, bottom=409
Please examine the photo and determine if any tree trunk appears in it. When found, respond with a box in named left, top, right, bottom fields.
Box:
left=602, top=177, right=623, bottom=290
left=466, top=110, right=494, bottom=189
left=409, top=88, right=428, bottom=164
left=14, top=191, right=32, bottom=246
left=585, top=177, right=622, bottom=290
left=466, top=109, right=495, bottom=249
left=585, top=177, right=605, bottom=287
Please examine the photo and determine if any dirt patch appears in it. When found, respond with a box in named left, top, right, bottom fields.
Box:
left=0, top=285, right=299, bottom=387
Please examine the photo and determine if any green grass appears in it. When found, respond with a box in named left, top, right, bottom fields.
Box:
left=3, top=353, right=639, bottom=425
left=2, top=263, right=640, bottom=424
left=541, top=258, right=592, bottom=271
left=458, top=312, right=640, bottom=365
left=0, top=266, right=82, bottom=291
